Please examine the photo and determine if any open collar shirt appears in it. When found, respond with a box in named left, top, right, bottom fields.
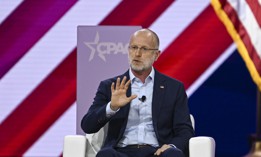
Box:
left=116, top=68, right=159, bottom=147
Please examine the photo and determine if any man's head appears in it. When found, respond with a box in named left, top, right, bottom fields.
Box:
left=128, top=29, right=160, bottom=74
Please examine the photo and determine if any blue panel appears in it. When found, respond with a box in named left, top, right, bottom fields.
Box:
left=189, top=50, right=256, bottom=157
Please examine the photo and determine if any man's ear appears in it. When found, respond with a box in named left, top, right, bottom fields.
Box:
left=154, top=51, right=161, bottom=61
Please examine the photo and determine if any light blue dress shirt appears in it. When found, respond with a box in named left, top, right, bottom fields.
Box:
left=106, top=68, right=159, bottom=147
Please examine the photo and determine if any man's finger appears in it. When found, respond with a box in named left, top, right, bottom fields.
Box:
left=154, top=144, right=171, bottom=156
left=115, top=77, right=120, bottom=90
left=154, top=148, right=163, bottom=156
left=111, top=82, right=115, bottom=93
left=120, top=76, right=127, bottom=88
left=124, top=79, right=131, bottom=89
left=128, top=95, right=137, bottom=101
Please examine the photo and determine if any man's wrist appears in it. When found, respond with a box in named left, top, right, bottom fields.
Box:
left=106, top=102, right=119, bottom=118
left=110, top=103, right=119, bottom=111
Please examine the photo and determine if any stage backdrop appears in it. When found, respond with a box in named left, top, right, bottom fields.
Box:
left=77, top=26, right=141, bottom=135
left=0, top=1, right=256, bottom=156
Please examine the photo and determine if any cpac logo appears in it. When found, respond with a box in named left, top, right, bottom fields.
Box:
left=84, top=32, right=129, bottom=62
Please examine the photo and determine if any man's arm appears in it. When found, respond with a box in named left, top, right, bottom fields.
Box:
left=170, top=83, right=194, bottom=150
left=81, top=80, right=111, bottom=134
left=81, top=76, right=137, bottom=134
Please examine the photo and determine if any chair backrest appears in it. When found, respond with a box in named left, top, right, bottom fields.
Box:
left=85, top=124, right=107, bottom=155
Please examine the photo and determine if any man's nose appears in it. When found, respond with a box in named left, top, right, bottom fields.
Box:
left=134, top=48, right=142, bottom=56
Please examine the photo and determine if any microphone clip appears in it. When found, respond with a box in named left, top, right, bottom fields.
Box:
left=138, top=95, right=146, bottom=102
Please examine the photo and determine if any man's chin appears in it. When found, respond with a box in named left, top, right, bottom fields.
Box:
left=130, top=65, right=144, bottom=72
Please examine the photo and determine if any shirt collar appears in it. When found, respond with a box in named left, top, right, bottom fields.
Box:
left=129, top=67, right=155, bottom=83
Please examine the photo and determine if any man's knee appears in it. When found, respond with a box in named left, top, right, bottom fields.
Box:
left=96, top=147, right=117, bottom=157
left=161, top=147, right=184, bottom=157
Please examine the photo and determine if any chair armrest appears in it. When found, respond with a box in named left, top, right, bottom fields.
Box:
left=189, top=136, right=215, bottom=157
left=63, top=135, right=87, bottom=157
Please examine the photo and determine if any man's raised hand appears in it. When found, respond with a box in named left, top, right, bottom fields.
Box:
left=110, top=76, right=137, bottom=111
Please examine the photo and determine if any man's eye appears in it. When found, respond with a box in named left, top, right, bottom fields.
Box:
left=132, top=46, right=138, bottom=50
left=141, top=47, right=148, bottom=51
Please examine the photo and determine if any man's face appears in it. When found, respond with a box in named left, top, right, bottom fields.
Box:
left=128, top=32, right=160, bottom=73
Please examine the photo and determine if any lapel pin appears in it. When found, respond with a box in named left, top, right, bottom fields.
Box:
left=160, top=86, right=164, bottom=89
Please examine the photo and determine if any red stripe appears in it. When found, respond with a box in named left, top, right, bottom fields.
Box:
left=0, top=51, right=76, bottom=156
left=221, top=0, right=261, bottom=76
left=0, top=1, right=175, bottom=155
left=100, top=0, right=174, bottom=27
left=154, top=5, right=233, bottom=89
left=0, top=0, right=77, bottom=79
left=246, top=0, right=261, bottom=27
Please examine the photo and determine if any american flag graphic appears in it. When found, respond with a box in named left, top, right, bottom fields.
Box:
left=212, top=0, right=261, bottom=91
left=0, top=0, right=259, bottom=156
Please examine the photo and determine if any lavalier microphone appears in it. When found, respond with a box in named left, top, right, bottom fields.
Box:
left=138, top=95, right=146, bottom=102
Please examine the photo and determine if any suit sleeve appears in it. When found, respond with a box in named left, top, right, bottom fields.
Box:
left=170, top=83, right=194, bottom=151
left=81, top=80, right=112, bottom=134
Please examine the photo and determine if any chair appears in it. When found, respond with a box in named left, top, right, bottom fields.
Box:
left=63, top=115, right=215, bottom=157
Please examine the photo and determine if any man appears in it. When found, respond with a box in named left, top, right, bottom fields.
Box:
left=81, top=28, right=194, bottom=157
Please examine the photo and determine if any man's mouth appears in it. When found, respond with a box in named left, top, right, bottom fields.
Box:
left=133, top=59, right=141, bottom=63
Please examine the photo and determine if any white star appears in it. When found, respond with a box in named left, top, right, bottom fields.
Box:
left=84, top=32, right=99, bottom=61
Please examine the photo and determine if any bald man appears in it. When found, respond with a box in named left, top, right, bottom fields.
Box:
left=81, top=29, right=194, bottom=157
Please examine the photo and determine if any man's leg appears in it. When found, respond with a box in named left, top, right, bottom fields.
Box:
left=117, top=146, right=157, bottom=157
left=96, top=147, right=128, bottom=157
left=160, top=148, right=185, bottom=157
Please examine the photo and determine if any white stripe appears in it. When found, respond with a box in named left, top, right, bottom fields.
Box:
left=186, top=43, right=236, bottom=97
left=228, top=0, right=261, bottom=57
left=0, top=0, right=23, bottom=24
left=0, top=0, right=121, bottom=123
left=24, top=103, right=76, bottom=157
left=150, top=0, right=210, bottom=51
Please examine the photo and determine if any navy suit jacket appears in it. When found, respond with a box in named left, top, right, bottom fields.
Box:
left=81, top=69, right=194, bottom=152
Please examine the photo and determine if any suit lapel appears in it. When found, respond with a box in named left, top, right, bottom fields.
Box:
left=116, top=71, right=131, bottom=141
left=116, top=71, right=131, bottom=118
left=122, top=70, right=131, bottom=116
left=152, top=70, right=166, bottom=132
